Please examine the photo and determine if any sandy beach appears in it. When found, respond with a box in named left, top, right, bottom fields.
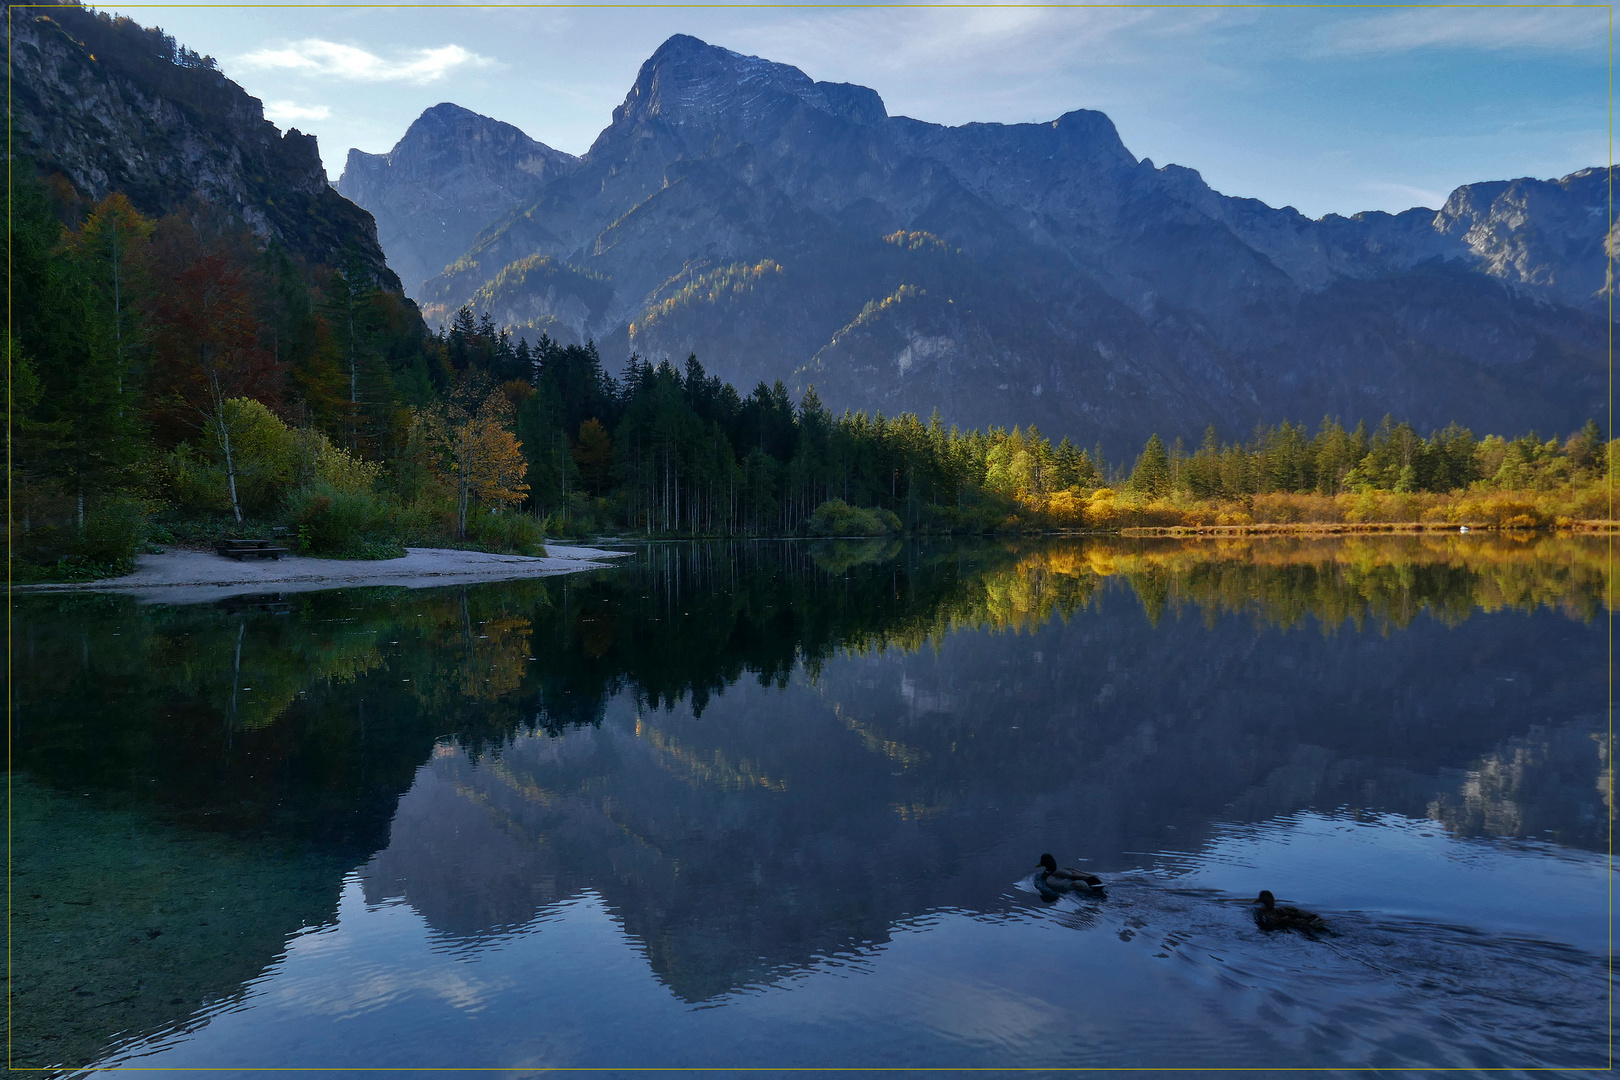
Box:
left=14, top=544, right=632, bottom=604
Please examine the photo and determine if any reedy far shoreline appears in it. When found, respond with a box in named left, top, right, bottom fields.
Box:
left=1120, top=520, right=1619, bottom=536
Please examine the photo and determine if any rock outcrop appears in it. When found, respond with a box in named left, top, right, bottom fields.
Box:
left=11, top=3, right=401, bottom=291
left=1432, top=169, right=1615, bottom=312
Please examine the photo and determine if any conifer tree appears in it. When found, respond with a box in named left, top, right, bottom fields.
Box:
left=41, top=193, right=153, bottom=530
left=1129, top=433, right=1171, bottom=497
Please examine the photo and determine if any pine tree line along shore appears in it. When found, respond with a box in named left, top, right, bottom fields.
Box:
left=11, top=174, right=1615, bottom=582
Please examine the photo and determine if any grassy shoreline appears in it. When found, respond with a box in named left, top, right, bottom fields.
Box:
left=1119, top=519, right=1620, bottom=537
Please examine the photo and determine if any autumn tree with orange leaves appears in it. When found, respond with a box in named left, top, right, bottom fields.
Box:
left=416, top=382, right=530, bottom=538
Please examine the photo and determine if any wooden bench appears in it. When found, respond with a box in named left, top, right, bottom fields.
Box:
left=216, top=538, right=289, bottom=561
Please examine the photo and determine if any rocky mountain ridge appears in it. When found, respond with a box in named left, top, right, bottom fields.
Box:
left=336, top=102, right=579, bottom=297
left=12, top=3, right=401, bottom=291
left=345, top=34, right=1612, bottom=450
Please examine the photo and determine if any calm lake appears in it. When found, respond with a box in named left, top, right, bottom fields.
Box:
left=14, top=535, right=1612, bottom=1075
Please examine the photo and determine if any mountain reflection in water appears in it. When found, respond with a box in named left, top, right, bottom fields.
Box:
left=13, top=535, right=1611, bottom=1073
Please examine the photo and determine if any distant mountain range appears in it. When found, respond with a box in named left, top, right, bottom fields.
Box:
left=338, top=35, right=1611, bottom=452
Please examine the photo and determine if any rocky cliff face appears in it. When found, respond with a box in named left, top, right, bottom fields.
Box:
left=336, top=103, right=579, bottom=298
left=1433, top=169, right=1615, bottom=311
left=11, top=4, right=401, bottom=291
left=348, top=34, right=1611, bottom=450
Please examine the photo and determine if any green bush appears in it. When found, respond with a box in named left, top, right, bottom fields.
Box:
left=806, top=498, right=902, bottom=537
left=163, top=443, right=232, bottom=514
left=14, top=496, right=149, bottom=580
left=541, top=509, right=596, bottom=541
left=79, top=496, right=149, bottom=570
left=539, top=493, right=607, bottom=541
left=467, top=510, right=547, bottom=555
left=146, top=513, right=247, bottom=549
left=287, top=483, right=404, bottom=559
left=162, top=400, right=385, bottom=520
left=395, top=495, right=448, bottom=546
left=224, top=398, right=299, bottom=514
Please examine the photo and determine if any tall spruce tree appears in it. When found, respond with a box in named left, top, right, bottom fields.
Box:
left=1129, top=433, right=1171, bottom=497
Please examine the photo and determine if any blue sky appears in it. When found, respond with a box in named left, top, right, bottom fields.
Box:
left=94, top=4, right=1610, bottom=218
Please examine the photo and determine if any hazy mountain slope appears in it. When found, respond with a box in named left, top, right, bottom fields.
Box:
left=336, top=103, right=580, bottom=298
left=12, top=3, right=401, bottom=291
left=347, top=34, right=1611, bottom=450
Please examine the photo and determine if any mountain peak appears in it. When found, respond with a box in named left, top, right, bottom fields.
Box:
left=647, top=33, right=716, bottom=63
left=335, top=101, right=578, bottom=297
left=417, top=101, right=481, bottom=123
left=620, top=34, right=886, bottom=129
left=354, top=102, right=577, bottom=185
left=395, top=102, right=538, bottom=153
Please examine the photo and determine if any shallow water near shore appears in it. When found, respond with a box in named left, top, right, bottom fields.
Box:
left=13, top=535, right=1613, bottom=1075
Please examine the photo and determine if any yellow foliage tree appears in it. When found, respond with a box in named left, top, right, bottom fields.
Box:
left=1085, top=487, right=1124, bottom=528
left=1045, top=488, right=1086, bottom=527
left=422, top=389, right=529, bottom=537
left=468, top=412, right=529, bottom=510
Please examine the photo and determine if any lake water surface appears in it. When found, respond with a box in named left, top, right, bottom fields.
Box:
left=13, top=535, right=1613, bottom=1075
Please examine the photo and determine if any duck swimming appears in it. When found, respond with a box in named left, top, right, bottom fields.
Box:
left=1252, top=890, right=1327, bottom=933
left=1035, top=853, right=1106, bottom=897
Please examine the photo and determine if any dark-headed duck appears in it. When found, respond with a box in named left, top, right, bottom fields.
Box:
left=1253, top=890, right=1327, bottom=933
left=1036, top=853, right=1106, bottom=896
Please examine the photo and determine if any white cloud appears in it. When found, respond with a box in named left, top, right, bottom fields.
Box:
left=263, top=100, right=331, bottom=124
left=239, top=39, right=497, bottom=83
left=1359, top=180, right=1449, bottom=210
left=1316, top=9, right=1608, bottom=56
